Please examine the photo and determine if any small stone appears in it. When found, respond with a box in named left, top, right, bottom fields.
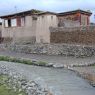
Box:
left=18, top=94, right=23, bottom=95
left=47, top=92, right=53, bottom=95
left=46, top=63, right=54, bottom=67
left=63, top=64, right=68, bottom=68
left=22, top=85, right=26, bottom=89
left=27, top=86, right=32, bottom=90
left=19, top=89, right=22, bottom=92
left=53, top=64, right=64, bottom=68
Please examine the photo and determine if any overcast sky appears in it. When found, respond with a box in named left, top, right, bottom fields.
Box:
left=0, top=0, right=95, bottom=22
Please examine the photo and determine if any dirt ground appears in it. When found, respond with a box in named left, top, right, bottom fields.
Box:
left=72, top=66, right=95, bottom=86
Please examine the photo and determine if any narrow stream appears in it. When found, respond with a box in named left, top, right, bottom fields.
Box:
left=0, top=61, right=95, bottom=95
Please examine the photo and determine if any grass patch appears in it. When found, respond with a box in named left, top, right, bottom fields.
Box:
left=20, top=59, right=32, bottom=65
left=89, top=64, right=95, bottom=67
left=0, top=56, right=10, bottom=61
left=0, top=56, right=33, bottom=65
left=0, top=75, right=26, bottom=95
left=36, top=61, right=48, bottom=66
left=0, top=56, right=48, bottom=66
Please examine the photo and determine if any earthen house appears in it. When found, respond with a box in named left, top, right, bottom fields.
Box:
left=0, top=9, right=92, bottom=44
left=58, top=10, right=92, bottom=27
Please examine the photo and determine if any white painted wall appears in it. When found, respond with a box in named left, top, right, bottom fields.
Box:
left=36, top=14, right=58, bottom=43
left=2, top=16, right=37, bottom=43
left=1, top=14, right=58, bottom=43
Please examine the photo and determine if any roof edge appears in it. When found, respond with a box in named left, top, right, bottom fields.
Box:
left=0, top=9, right=43, bottom=18
left=58, top=9, right=92, bottom=16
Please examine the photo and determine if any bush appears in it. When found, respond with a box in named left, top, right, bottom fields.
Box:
left=36, top=61, right=47, bottom=66
left=0, top=75, right=26, bottom=95
left=9, top=58, right=23, bottom=63
left=0, top=56, right=47, bottom=66
left=21, top=59, right=33, bottom=65
left=0, top=56, right=10, bottom=61
left=0, top=56, right=32, bottom=64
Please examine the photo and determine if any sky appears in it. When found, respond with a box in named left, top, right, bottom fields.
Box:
left=0, top=0, right=95, bottom=22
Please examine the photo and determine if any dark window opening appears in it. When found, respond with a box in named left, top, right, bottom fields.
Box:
left=4, top=16, right=25, bottom=27
left=8, top=19, right=11, bottom=27
left=42, top=16, right=44, bottom=19
left=51, top=16, right=53, bottom=19
left=32, top=17, right=37, bottom=20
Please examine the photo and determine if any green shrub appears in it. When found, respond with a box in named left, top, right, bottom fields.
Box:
left=0, top=75, right=26, bottom=95
left=36, top=61, right=47, bottom=66
left=0, top=56, right=10, bottom=61
left=21, top=59, right=33, bottom=65
left=9, top=57, right=22, bottom=63
left=0, top=56, right=47, bottom=66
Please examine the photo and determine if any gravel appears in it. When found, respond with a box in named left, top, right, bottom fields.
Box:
left=0, top=61, right=52, bottom=95
left=0, top=61, right=95, bottom=95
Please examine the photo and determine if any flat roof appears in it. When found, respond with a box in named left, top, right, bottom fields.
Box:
left=58, top=9, right=92, bottom=16
left=0, top=9, right=92, bottom=19
left=0, top=9, right=43, bottom=18
left=38, top=11, right=57, bottom=15
left=0, top=9, right=57, bottom=18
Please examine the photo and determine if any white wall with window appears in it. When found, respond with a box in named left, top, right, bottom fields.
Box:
left=4, top=18, right=17, bottom=27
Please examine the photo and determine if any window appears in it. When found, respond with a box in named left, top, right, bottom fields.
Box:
left=51, top=16, right=53, bottom=19
left=5, top=19, right=16, bottom=27
left=11, top=19, right=17, bottom=27
left=4, top=20, right=8, bottom=27
left=17, top=17, right=25, bottom=27
left=42, top=16, right=44, bottom=19
left=4, top=19, right=11, bottom=27
left=32, top=17, right=37, bottom=20
left=8, top=19, right=11, bottom=27
left=4, top=17, right=25, bottom=27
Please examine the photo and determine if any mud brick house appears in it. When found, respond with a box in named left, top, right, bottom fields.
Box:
left=58, top=9, right=92, bottom=27
left=0, top=9, right=92, bottom=44
left=0, top=9, right=58, bottom=43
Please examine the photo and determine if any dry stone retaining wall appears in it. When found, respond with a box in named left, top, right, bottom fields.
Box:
left=1, top=43, right=95, bottom=57
left=50, top=26, right=95, bottom=44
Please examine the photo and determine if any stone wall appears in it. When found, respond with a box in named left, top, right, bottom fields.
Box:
left=1, top=43, right=95, bottom=57
left=50, top=26, right=95, bottom=44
